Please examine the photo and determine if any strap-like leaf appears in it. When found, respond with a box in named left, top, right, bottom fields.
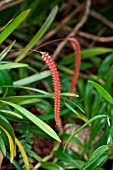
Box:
left=88, top=80, right=113, bottom=104
left=0, top=126, right=14, bottom=162
left=15, top=6, right=58, bottom=62
left=0, top=10, right=30, bottom=44
left=0, top=100, right=61, bottom=142
left=15, top=138, right=30, bottom=170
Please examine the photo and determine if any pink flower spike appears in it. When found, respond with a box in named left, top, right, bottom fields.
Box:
left=41, top=52, right=61, bottom=128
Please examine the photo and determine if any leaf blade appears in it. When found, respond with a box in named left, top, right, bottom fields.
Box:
left=88, top=80, right=113, bottom=104
left=0, top=10, right=31, bottom=44
left=15, top=6, right=58, bottom=62
left=0, top=100, right=61, bottom=142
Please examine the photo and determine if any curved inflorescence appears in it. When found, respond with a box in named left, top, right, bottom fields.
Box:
left=68, top=38, right=81, bottom=98
left=41, top=52, right=61, bottom=128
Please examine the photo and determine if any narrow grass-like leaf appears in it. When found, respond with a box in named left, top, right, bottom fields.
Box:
left=3, top=85, right=77, bottom=98
left=61, top=93, right=79, bottom=97
left=63, top=115, right=108, bottom=152
left=83, top=118, right=106, bottom=155
left=57, top=64, right=74, bottom=74
left=1, top=94, right=53, bottom=102
left=0, top=100, right=61, bottom=142
left=82, top=47, right=113, bottom=59
left=86, top=153, right=109, bottom=170
left=55, top=150, right=84, bottom=168
left=13, top=70, right=51, bottom=86
left=0, top=10, right=31, bottom=44
left=61, top=97, right=85, bottom=114
left=4, top=85, right=49, bottom=95
left=28, top=150, right=42, bottom=162
left=88, top=80, right=113, bottom=104
left=81, top=145, right=109, bottom=170
left=0, top=115, right=15, bottom=142
left=104, top=66, right=113, bottom=94
left=15, top=6, right=58, bottom=62
left=84, top=83, right=93, bottom=117
left=61, top=133, right=84, bottom=149
left=0, top=63, right=28, bottom=70
left=15, top=138, right=30, bottom=170
left=0, top=70, right=15, bottom=95
left=6, top=152, right=23, bottom=170
left=0, top=18, right=14, bottom=32
left=0, top=136, right=6, bottom=156
left=64, top=102, right=80, bottom=117
left=0, top=41, right=15, bottom=61
left=98, top=53, right=113, bottom=77
left=41, top=162, right=65, bottom=170
left=0, top=126, right=14, bottom=162
left=0, top=109, right=23, bottom=119
left=18, top=98, right=41, bottom=105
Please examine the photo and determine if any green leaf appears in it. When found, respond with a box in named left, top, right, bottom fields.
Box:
left=0, top=10, right=31, bottom=44
left=0, top=136, right=6, bottom=156
left=55, top=150, right=84, bottom=169
left=107, top=124, right=113, bottom=144
left=104, top=66, right=113, bottom=94
left=82, top=47, right=113, bottom=59
left=5, top=85, right=49, bottom=95
left=0, top=41, right=15, bottom=61
left=0, top=127, right=9, bottom=147
left=0, top=70, right=15, bottom=95
left=6, top=152, right=23, bottom=170
left=81, top=145, right=109, bottom=170
left=0, top=125, right=15, bottom=162
left=78, top=79, right=86, bottom=99
left=98, top=53, right=113, bottom=77
left=88, top=80, right=113, bottom=105
left=0, top=100, right=61, bottom=142
left=61, top=93, right=79, bottom=97
left=13, top=71, right=51, bottom=86
left=83, top=118, right=106, bottom=155
left=2, top=94, right=53, bottom=102
left=59, top=48, right=113, bottom=65
left=86, top=153, right=109, bottom=170
left=0, top=63, right=28, bottom=70
left=15, top=138, right=30, bottom=170
left=15, top=6, right=58, bottom=62
left=64, top=102, right=80, bottom=117
left=0, top=18, right=14, bottom=32
left=61, top=133, right=84, bottom=149
left=28, top=150, right=42, bottom=162
left=91, top=93, right=102, bottom=117
left=84, top=83, right=93, bottom=117
left=41, top=162, right=65, bottom=170
left=63, top=115, right=108, bottom=152
left=0, top=115, right=15, bottom=142
left=0, top=109, right=23, bottom=119
left=61, top=97, right=85, bottom=114
left=59, top=53, right=74, bottom=65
